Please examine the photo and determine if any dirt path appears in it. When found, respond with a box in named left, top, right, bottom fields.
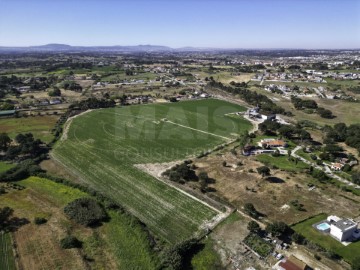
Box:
left=60, top=109, right=93, bottom=141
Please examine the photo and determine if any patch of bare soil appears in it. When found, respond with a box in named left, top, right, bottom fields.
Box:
left=283, top=246, right=348, bottom=270
left=135, top=160, right=182, bottom=178
left=195, top=151, right=360, bottom=224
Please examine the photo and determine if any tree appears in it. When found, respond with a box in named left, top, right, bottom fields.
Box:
left=266, top=221, right=290, bottom=238
left=64, top=198, right=107, bottom=226
left=60, top=236, right=82, bottom=249
left=299, top=130, right=311, bottom=142
left=0, top=207, right=13, bottom=230
left=291, top=232, right=305, bottom=244
left=0, top=133, right=11, bottom=151
left=256, top=166, right=270, bottom=177
left=278, top=125, right=295, bottom=139
left=244, top=203, right=259, bottom=219
left=352, top=173, right=360, bottom=185
left=198, top=171, right=209, bottom=182
left=48, top=87, right=61, bottom=97
left=247, top=221, right=261, bottom=234
left=317, top=107, right=334, bottom=119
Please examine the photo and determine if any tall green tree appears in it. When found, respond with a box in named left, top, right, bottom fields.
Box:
left=0, top=133, right=11, bottom=151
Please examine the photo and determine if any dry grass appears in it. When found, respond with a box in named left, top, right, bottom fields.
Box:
left=194, top=149, right=360, bottom=225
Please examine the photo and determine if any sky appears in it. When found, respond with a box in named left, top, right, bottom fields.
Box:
left=0, top=0, right=359, bottom=49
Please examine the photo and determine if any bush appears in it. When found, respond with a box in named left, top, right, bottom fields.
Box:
left=64, top=198, right=108, bottom=226
left=34, top=217, right=47, bottom=225
left=60, top=236, right=82, bottom=249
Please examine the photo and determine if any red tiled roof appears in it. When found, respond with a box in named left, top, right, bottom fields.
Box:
left=278, top=260, right=302, bottom=270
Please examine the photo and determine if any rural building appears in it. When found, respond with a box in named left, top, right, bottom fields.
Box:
left=0, top=110, right=16, bottom=118
left=17, top=86, right=31, bottom=93
left=259, top=138, right=287, bottom=149
left=276, top=255, right=308, bottom=270
left=50, top=99, right=62, bottom=105
left=331, top=162, right=344, bottom=171
left=261, top=113, right=276, bottom=121
left=329, top=218, right=358, bottom=242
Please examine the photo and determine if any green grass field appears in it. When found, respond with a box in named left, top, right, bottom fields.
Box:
left=256, top=154, right=309, bottom=172
left=0, top=232, right=16, bottom=270
left=0, top=116, right=58, bottom=143
left=53, top=99, right=252, bottom=243
left=292, top=214, right=360, bottom=265
left=0, top=162, right=15, bottom=174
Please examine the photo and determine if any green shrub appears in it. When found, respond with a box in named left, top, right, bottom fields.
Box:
left=60, top=236, right=82, bottom=249
left=64, top=198, right=108, bottom=226
left=34, top=217, right=47, bottom=225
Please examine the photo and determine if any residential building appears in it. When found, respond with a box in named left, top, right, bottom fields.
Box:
left=330, top=218, right=358, bottom=242
left=259, top=138, right=287, bottom=148
left=331, top=162, right=344, bottom=171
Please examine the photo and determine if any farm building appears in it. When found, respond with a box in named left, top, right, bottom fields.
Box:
left=258, top=138, right=287, bottom=149
left=0, top=110, right=16, bottom=118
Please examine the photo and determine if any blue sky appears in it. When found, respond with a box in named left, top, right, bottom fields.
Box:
left=0, top=0, right=359, bottom=48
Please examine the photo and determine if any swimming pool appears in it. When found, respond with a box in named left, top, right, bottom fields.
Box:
left=317, top=222, right=331, bottom=231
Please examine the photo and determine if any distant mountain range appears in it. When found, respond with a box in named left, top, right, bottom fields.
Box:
left=0, top=43, right=211, bottom=52
left=0, top=44, right=357, bottom=53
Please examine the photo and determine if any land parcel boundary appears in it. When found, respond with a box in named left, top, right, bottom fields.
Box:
left=53, top=99, right=252, bottom=243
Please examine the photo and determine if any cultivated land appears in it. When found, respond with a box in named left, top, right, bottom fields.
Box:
left=0, top=232, right=16, bottom=270
left=0, top=116, right=58, bottom=143
left=0, top=176, right=157, bottom=270
left=52, top=99, right=252, bottom=243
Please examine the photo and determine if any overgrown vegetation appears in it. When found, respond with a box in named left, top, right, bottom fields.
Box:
left=64, top=198, right=108, bottom=227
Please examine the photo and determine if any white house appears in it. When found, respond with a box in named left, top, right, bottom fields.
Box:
left=328, top=217, right=358, bottom=242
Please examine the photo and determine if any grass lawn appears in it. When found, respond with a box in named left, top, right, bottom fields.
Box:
left=0, top=115, right=58, bottom=143
left=256, top=154, right=309, bottom=172
left=53, top=99, right=252, bottom=243
left=292, top=214, right=360, bottom=265
left=0, top=232, right=16, bottom=270
left=0, top=162, right=15, bottom=174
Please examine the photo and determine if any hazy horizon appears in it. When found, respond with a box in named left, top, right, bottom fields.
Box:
left=0, top=0, right=359, bottom=49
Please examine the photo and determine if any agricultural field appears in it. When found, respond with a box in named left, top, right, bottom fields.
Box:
left=0, top=232, right=16, bottom=270
left=0, top=176, right=157, bottom=270
left=0, top=116, right=58, bottom=143
left=292, top=214, right=360, bottom=265
left=53, top=99, right=252, bottom=243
